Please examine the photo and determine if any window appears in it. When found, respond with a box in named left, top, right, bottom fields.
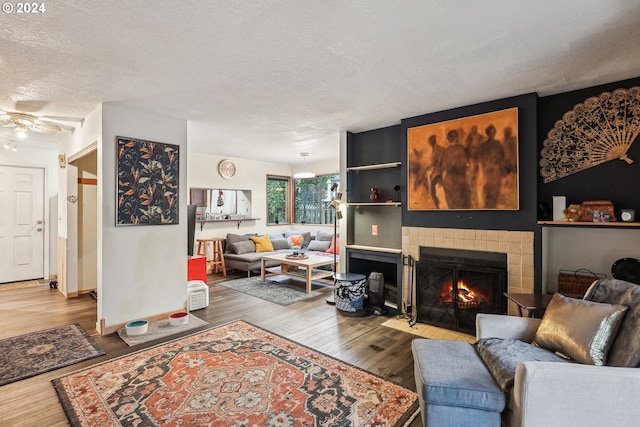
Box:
left=267, top=173, right=340, bottom=226
left=294, top=174, right=340, bottom=224
left=267, top=175, right=290, bottom=225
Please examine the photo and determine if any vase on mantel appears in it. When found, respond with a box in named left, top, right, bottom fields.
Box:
left=370, top=188, right=380, bottom=202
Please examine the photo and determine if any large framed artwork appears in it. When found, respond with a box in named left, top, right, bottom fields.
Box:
left=407, top=107, right=519, bottom=211
left=116, top=136, right=179, bottom=225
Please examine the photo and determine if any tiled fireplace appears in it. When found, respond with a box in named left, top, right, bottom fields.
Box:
left=402, top=227, right=535, bottom=318
left=415, top=246, right=507, bottom=333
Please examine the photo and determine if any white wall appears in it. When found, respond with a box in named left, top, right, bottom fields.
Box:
left=0, top=144, right=58, bottom=279
left=99, top=103, right=188, bottom=331
left=541, top=227, right=640, bottom=293
left=188, top=152, right=340, bottom=244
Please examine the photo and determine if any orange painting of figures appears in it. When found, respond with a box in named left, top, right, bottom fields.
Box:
left=408, top=107, right=519, bottom=211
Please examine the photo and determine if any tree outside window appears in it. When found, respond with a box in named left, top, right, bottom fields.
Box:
left=267, top=175, right=290, bottom=225
left=294, top=174, right=340, bottom=224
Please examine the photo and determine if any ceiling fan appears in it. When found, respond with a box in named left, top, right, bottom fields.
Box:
left=0, top=111, right=78, bottom=136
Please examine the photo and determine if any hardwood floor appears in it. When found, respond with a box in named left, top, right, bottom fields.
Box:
left=0, top=273, right=424, bottom=427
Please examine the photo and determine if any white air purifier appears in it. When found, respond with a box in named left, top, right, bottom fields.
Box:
left=187, top=280, right=209, bottom=311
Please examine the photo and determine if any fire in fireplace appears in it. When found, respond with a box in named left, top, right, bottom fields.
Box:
left=415, top=246, right=507, bottom=334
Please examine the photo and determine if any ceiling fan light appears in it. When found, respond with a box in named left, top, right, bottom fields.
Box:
left=14, top=123, right=28, bottom=138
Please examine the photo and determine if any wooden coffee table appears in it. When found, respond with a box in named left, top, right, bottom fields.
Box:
left=260, top=253, right=336, bottom=293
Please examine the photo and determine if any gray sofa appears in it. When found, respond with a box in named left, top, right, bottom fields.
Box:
left=223, top=230, right=336, bottom=276
left=412, top=278, right=640, bottom=427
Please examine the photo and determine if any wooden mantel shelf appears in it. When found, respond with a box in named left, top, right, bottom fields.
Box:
left=345, top=244, right=402, bottom=254
left=538, top=221, right=640, bottom=228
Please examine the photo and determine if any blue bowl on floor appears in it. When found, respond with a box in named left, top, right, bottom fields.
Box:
left=125, top=320, right=148, bottom=336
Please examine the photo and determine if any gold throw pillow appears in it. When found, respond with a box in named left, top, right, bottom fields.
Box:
left=249, top=235, right=274, bottom=253
left=533, top=293, right=627, bottom=365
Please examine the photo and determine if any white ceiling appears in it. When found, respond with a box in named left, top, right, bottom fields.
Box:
left=2, top=0, right=640, bottom=164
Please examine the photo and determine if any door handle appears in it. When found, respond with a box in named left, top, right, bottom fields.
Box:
left=36, top=220, right=43, bottom=224
left=37, top=228, right=43, bottom=232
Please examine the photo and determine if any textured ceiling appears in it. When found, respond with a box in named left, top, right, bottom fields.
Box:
left=1, top=0, right=640, bottom=163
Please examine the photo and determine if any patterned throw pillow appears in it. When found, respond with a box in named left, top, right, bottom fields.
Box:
left=287, top=234, right=304, bottom=250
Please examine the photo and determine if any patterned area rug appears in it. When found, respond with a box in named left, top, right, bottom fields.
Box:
left=216, top=276, right=330, bottom=305
left=53, top=320, right=419, bottom=427
left=0, top=323, right=104, bottom=386
left=116, top=313, right=209, bottom=346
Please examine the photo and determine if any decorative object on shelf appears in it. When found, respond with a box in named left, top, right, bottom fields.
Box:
left=563, top=204, right=583, bottom=222
left=216, top=190, right=224, bottom=206
left=116, top=136, right=179, bottom=225
left=540, top=86, right=640, bottom=183
left=558, top=269, right=606, bottom=296
left=218, top=159, right=236, bottom=179
left=552, top=196, right=566, bottom=221
left=293, top=152, right=315, bottom=178
left=621, top=209, right=635, bottom=222
left=394, top=184, right=401, bottom=202
left=407, top=107, right=519, bottom=210
left=370, top=187, right=380, bottom=202
left=580, top=200, right=616, bottom=222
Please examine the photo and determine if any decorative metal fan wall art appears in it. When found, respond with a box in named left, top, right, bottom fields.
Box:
left=540, top=86, right=640, bottom=183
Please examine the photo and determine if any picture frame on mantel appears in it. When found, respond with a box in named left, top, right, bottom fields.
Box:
left=407, top=107, right=519, bottom=211
left=116, top=136, right=179, bottom=226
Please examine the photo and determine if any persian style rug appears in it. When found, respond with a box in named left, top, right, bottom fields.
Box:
left=0, top=323, right=104, bottom=386
left=216, top=276, right=330, bottom=306
left=54, top=320, right=419, bottom=427
left=116, top=313, right=209, bottom=346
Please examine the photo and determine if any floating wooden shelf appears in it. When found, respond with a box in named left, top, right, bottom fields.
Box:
left=197, top=218, right=260, bottom=230
left=347, top=202, right=401, bottom=207
left=345, top=244, right=402, bottom=254
left=346, top=161, right=402, bottom=171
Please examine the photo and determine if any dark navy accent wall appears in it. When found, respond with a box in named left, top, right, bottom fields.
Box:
left=537, top=77, right=640, bottom=219
left=400, top=93, right=539, bottom=231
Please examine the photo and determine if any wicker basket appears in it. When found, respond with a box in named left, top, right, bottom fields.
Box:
left=557, top=269, right=606, bottom=295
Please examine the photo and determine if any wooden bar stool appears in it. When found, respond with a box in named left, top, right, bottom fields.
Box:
left=196, top=238, right=226, bottom=276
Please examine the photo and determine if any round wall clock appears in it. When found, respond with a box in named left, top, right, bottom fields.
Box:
left=218, top=159, right=236, bottom=179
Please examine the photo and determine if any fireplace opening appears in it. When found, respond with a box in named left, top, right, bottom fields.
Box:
left=416, top=247, right=507, bottom=334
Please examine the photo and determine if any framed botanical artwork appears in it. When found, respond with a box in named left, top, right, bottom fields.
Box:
left=116, top=136, right=179, bottom=225
left=407, top=107, right=519, bottom=210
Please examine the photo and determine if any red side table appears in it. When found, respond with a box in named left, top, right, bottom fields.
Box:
left=188, top=255, right=207, bottom=283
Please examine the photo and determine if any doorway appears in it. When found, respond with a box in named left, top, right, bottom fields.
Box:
left=0, top=165, right=45, bottom=283
left=70, top=150, right=98, bottom=296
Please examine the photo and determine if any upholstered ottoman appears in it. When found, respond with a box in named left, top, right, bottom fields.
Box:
left=412, top=339, right=505, bottom=427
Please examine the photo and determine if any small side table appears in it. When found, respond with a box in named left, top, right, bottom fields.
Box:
left=503, top=292, right=553, bottom=318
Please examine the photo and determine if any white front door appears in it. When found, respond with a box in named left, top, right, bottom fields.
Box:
left=0, top=165, right=45, bottom=283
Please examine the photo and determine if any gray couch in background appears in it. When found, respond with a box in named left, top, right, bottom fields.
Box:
left=223, top=230, right=335, bottom=276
